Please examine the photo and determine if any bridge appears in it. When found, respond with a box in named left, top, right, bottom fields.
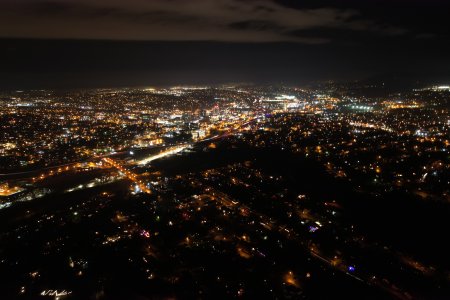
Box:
left=102, top=157, right=151, bottom=194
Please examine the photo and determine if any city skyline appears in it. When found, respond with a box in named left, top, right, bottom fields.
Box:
left=1, top=84, right=449, bottom=299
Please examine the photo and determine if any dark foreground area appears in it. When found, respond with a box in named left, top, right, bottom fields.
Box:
left=0, top=140, right=449, bottom=299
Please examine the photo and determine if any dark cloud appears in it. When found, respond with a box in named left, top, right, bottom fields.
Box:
left=0, top=0, right=417, bottom=43
left=276, top=0, right=450, bottom=37
left=229, top=20, right=285, bottom=32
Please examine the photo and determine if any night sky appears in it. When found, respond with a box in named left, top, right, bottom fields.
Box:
left=1, top=0, right=449, bottom=89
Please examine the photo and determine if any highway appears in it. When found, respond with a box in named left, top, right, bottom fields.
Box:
left=137, top=145, right=188, bottom=165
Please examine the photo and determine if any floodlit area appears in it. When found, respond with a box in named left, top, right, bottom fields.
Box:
left=137, top=145, right=188, bottom=165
